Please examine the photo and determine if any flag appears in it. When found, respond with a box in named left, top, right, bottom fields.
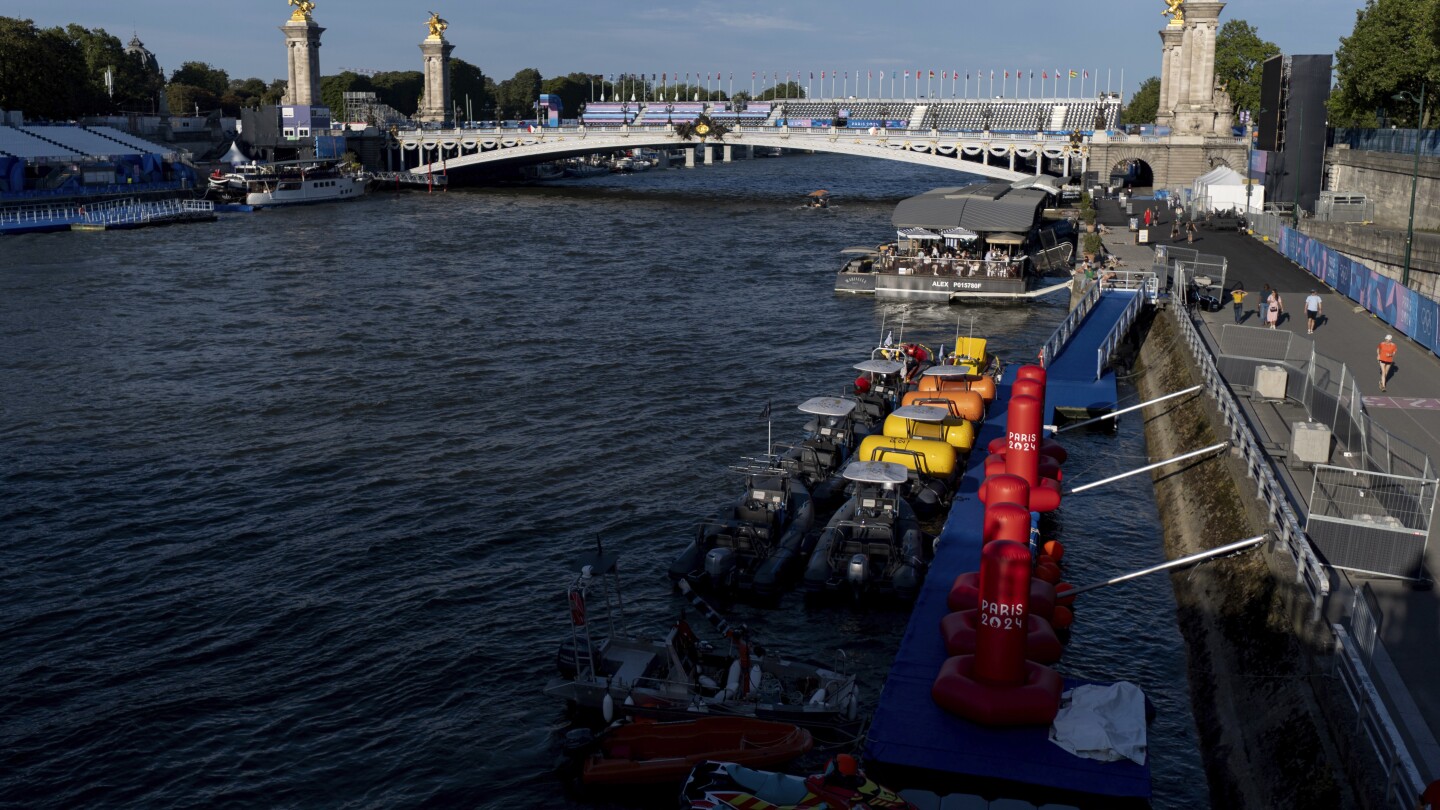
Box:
left=760, top=401, right=771, bottom=420
left=904, top=70, right=909, bottom=78
left=929, top=70, right=934, bottom=78
left=990, top=70, right=995, bottom=79
left=1083, top=70, right=1089, bottom=79
left=822, top=70, right=826, bottom=78
left=1042, top=71, right=1047, bottom=79
left=1030, top=70, right=1034, bottom=78
left=883, top=330, right=894, bottom=347
left=1004, top=70, right=1009, bottom=79
left=868, top=70, right=872, bottom=78
left=751, top=71, right=755, bottom=79
left=966, top=72, right=970, bottom=80
left=1069, top=70, right=1078, bottom=78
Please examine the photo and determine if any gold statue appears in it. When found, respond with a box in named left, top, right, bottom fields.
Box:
left=1162, top=0, right=1184, bottom=25
left=426, top=11, right=449, bottom=39
left=288, top=0, right=316, bottom=21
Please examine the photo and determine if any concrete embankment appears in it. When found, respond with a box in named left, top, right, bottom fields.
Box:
left=1130, top=309, right=1365, bottom=809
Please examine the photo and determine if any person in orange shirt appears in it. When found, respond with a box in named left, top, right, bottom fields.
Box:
left=1378, top=334, right=1398, bottom=392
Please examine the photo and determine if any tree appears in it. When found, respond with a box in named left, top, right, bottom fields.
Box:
left=452, top=58, right=494, bottom=121
left=166, top=83, right=218, bottom=116
left=758, top=82, right=802, bottom=101
left=1121, top=77, right=1160, bottom=125
left=0, top=17, right=100, bottom=119
left=170, top=61, right=230, bottom=98
left=494, top=67, right=541, bottom=119
left=370, top=70, right=423, bottom=115
left=1214, top=19, right=1281, bottom=117
left=320, top=71, right=374, bottom=121
left=1331, top=0, right=1439, bottom=127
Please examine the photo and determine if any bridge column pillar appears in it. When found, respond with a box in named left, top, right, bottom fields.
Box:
left=744, top=145, right=754, bottom=159
left=722, top=144, right=732, bottom=162
left=658, top=151, right=670, bottom=169
left=685, top=147, right=696, bottom=169
left=703, top=144, right=714, bottom=164
left=1063, top=153, right=1071, bottom=178
left=1009, top=151, right=1016, bottom=172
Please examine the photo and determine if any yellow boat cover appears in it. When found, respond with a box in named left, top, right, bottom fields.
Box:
left=857, top=434, right=958, bottom=477
left=883, top=413, right=976, bottom=451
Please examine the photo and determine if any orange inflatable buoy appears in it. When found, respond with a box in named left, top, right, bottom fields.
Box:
left=1050, top=604, right=1074, bottom=630
left=1042, top=540, right=1066, bottom=562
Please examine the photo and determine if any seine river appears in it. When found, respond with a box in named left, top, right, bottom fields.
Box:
left=0, top=153, right=1205, bottom=808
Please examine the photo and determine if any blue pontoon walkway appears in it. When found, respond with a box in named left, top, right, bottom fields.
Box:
left=864, top=288, right=1151, bottom=804
left=1043, top=288, right=1143, bottom=422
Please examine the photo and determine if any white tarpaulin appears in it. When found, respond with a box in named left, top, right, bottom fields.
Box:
left=220, top=140, right=250, bottom=166
left=1048, top=681, right=1148, bottom=765
left=1192, top=165, right=1263, bottom=213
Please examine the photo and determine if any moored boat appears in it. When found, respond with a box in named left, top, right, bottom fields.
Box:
left=206, top=160, right=368, bottom=208
left=548, top=547, right=861, bottom=729
left=668, top=468, right=815, bottom=596
left=680, top=759, right=917, bottom=810
left=802, top=461, right=929, bottom=600
left=777, top=396, right=863, bottom=513
left=570, top=717, right=813, bottom=785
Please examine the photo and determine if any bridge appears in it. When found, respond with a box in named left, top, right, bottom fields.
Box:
left=386, top=99, right=1245, bottom=189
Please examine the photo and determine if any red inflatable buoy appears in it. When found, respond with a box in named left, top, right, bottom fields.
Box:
left=978, top=472, right=1029, bottom=509
left=931, top=654, right=1063, bottom=727
left=1043, top=540, right=1066, bottom=562
left=940, top=608, right=1063, bottom=663
left=1012, top=379, right=1044, bottom=402
left=1004, top=395, right=1042, bottom=488
left=1015, top=364, right=1047, bottom=386
left=947, top=572, right=1056, bottom=620
left=1050, top=604, right=1075, bottom=630
left=983, top=501, right=1031, bottom=545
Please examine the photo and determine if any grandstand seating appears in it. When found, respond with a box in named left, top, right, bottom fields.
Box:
left=0, top=127, right=85, bottom=159
left=580, top=102, right=638, bottom=124
left=85, top=126, right=171, bottom=155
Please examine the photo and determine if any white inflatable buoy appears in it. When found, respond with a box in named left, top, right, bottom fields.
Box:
left=846, top=692, right=859, bottom=720
left=699, top=674, right=719, bottom=690
left=725, top=660, right=743, bottom=698
left=602, top=691, right=614, bottom=723
left=749, top=664, right=763, bottom=694
left=808, top=687, right=828, bottom=706
left=624, top=695, right=635, bottom=706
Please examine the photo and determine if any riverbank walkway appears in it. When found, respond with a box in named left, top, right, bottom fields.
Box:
left=1093, top=197, right=1440, bottom=793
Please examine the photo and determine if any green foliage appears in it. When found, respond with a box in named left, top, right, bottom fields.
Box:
left=166, top=83, right=218, bottom=116
left=0, top=17, right=162, bottom=118
left=452, top=59, right=494, bottom=120
left=371, top=70, right=423, bottom=115
left=1120, top=76, right=1160, bottom=125
left=1332, top=0, right=1439, bottom=127
left=320, top=71, right=374, bottom=121
left=758, top=82, right=803, bottom=102
left=1082, top=232, right=1104, bottom=256
left=170, top=61, right=230, bottom=97
left=1214, top=19, right=1281, bottom=117
left=494, top=68, right=541, bottom=119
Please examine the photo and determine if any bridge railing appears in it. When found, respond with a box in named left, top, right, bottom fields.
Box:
left=1094, top=283, right=1147, bottom=380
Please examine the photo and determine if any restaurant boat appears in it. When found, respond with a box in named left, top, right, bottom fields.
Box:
left=206, top=160, right=368, bottom=208
left=835, top=181, right=1076, bottom=300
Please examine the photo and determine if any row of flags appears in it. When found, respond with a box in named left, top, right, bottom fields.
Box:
left=600, top=70, right=1092, bottom=82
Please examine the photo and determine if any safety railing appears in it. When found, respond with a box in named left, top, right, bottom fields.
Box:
left=1096, top=287, right=1145, bottom=380
left=1039, top=279, right=1101, bottom=368
left=0, top=201, right=82, bottom=225
left=1331, top=624, right=1426, bottom=809
left=1172, top=269, right=1331, bottom=612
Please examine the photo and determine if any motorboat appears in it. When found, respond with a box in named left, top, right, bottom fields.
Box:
left=802, top=461, right=929, bottom=601
left=805, top=190, right=831, bottom=209
left=548, top=547, right=861, bottom=729
left=849, top=358, right=907, bottom=433
left=776, top=397, right=862, bottom=513
left=206, top=160, right=368, bottom=208
left=563, top=158, right=610, bottom=178
left=680, top=760, right=917, bottom=809
left=854, top=405, right=960, bottom=517
left=567, top=717, right=812, bottom=786
left=668, top=468, right=815, bottom=596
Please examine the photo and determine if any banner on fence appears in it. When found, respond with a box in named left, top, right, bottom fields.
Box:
left=1279, top=227, right=1440, bottom=356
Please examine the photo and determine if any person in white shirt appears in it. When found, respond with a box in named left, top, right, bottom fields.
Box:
left=1304, top=289, right=1323, bottom=334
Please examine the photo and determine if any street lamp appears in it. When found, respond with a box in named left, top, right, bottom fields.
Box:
left=1392, top=81, right=1426, bottom=289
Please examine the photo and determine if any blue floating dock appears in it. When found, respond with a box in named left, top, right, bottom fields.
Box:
left=865, top=366, right=1151, bottom=802
left=1043, top=291, right=1137, bottom=422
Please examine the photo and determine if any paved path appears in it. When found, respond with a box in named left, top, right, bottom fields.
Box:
left=1089, top=196, right=1440, bottom=780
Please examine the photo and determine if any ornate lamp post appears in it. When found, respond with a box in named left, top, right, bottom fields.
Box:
left=1393, top=82, right=1427, bottom=289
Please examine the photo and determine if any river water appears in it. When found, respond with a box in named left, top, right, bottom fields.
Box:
left=0, top=154, right=1205, bottom=808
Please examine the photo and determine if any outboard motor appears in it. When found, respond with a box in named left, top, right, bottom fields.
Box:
left=847, top=553, right=870, bottom=587
left=705, top=547, right=737, bottom=583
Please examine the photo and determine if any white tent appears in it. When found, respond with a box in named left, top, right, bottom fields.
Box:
left=1192, top=165, right=1263, bottom=213
left=220, top=140, right=250, bottom=166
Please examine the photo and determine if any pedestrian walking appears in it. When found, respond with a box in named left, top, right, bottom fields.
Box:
left=1170, top=221, right=1180, bottom=241
left=1378, top=334, right=1397, bottom=391
left=1304, top=289, right=1323, bottom=334
left=1143, top=207, right=1152, bottom=228
left=1230, top=282, right=1247, bottom=323
left=1264, top=287, right=1280, bottom=329
left=1186, top=220, right=1196, bottom=243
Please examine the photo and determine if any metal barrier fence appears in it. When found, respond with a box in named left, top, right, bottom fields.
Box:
left=1316, top=197, right=1376, bottom=224
left=1095, top=287, right=1145, bottom=380
left=1307, top=465, right=1436, bottom=580
left=1039, top=279, right=1100, bottom=369
left=1331, top=624, right=1427, bottom=809
left=1171, top=272, right=1331, bottom=611
left=1216, top=324, right=1435, bottom=481
left=1153, top=245, right=1228, bottom=293
left=1249, top=211, right=1287, bottom=242
left=1334, top=127, right=1440, bottom=159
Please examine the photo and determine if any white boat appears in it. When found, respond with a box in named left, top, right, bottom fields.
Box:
left=207, top=161, right=368, bottom=208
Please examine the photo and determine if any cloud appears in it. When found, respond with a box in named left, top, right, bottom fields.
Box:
left=705, top=12, right=813, bottom=32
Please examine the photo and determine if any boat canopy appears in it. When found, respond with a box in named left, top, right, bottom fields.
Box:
left=839, top=246, right=881, bottom=255
left=890, top=404, right=950, bottom=423
left=892, top=183, right=1048, bottom=234
left=1010, top=175, right=1066, bottom=195
left=842, top=460, right=910, bottom=485
left=854, top=358, right=906, bottom=375
left=896, top=227, right=941, bottom=241
left=797, top=396, right=857, bottom=417
left=923, top=366, right=983, bottom=379
left=941, top=227, right=979, bottom=241
left=986, top=232, right=1027, bottom=245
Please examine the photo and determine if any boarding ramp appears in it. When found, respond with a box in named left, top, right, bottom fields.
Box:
left=1039, top=281, right=1151, bottom=419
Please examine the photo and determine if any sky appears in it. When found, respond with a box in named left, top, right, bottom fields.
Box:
left=8, top=0, right=1363, bottom=101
